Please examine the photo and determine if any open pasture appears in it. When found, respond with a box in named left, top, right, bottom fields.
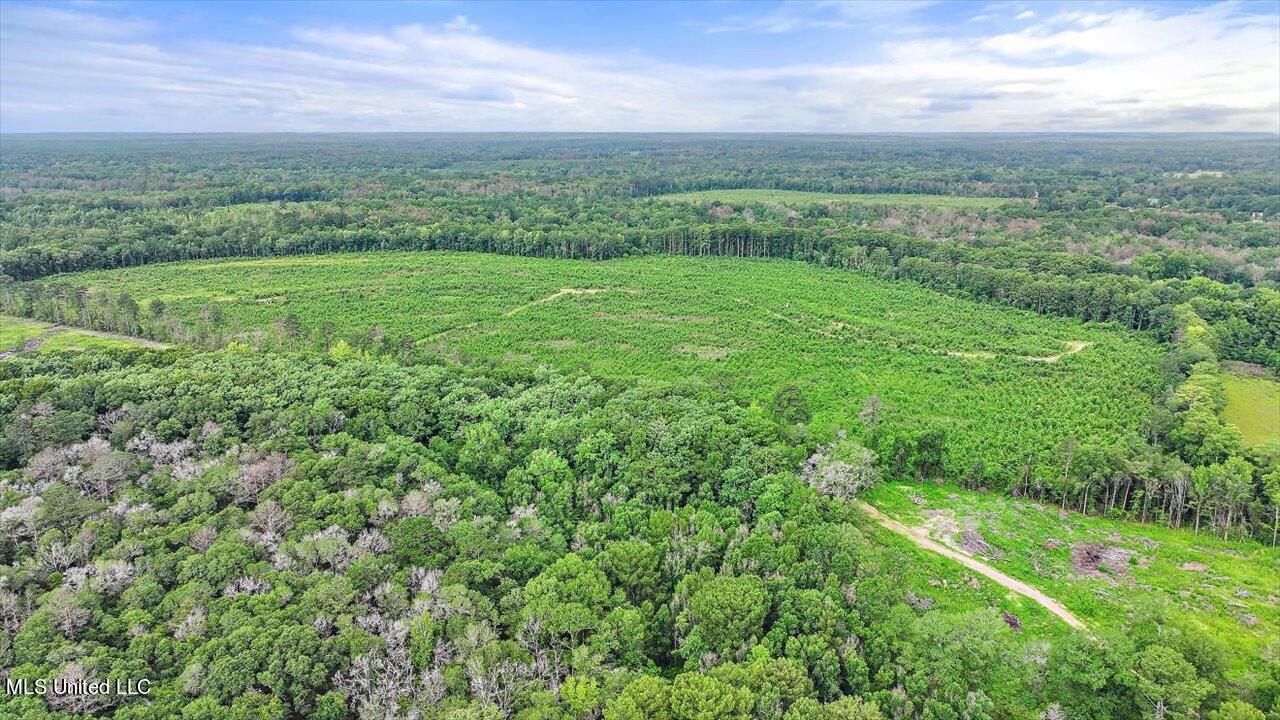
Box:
left=57, top=251, right=1163, bottom=485
left=1222, top=372, right=1280, bottom=447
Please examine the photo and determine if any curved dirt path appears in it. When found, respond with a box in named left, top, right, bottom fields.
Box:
left=429, top=288, right=608, bottom=341
left=1033, top=340, right=1091, bottom=363
left=504, top=288, right=606, bottom=317
left=857, top=500, right=1088, bottom=630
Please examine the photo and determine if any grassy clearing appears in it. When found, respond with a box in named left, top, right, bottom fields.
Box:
left=852, top=513, right=1070, bottom=644
left=655, top=188, right=1013, bottom=208
left=0, top=315, right=52, bottom=350
left=0, top=315, right=163, bottom=355
left=37, top=329, right=160, bottom=352
left=862, top=482, right=1280, bottom=685
left=55, top=251, right=1162, bottom=487
left=1222, top=373, right=1280, bottom=446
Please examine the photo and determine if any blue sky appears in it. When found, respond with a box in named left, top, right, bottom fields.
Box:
left=1, top=1, right=1277, bottom=132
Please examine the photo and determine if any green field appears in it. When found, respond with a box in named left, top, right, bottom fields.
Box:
left=1222, top=373, right=1280, bottom=446
left=0, top=315, right=51, bottom=351
left=864, top=482, right=1280, bottom=684
left=656, top=188, right=1014, bottom=207
left=55, top=251, right=1163, bottom=485
left=0, top=315, right=163, bottom=354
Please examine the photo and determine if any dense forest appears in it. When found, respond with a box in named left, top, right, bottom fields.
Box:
left=1, top=134, right=1278, bottom=720
left=1, top=344, right=1274, bottom=720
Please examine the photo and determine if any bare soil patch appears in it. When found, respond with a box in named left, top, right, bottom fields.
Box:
left=1220, top=360, right=1275, bottom=378
left=961, top=529, right=1005, bottom=559
left=1071, top=543, right=1134, bottom=578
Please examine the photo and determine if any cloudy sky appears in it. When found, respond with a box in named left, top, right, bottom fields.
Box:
left=1, top=0, right=1277, bottom=133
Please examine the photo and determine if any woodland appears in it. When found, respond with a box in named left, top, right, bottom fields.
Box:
left=0, top=134, right=1277, bottom=720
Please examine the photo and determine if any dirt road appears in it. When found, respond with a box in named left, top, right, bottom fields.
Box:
left=857, top=500, right=1088, bottom=630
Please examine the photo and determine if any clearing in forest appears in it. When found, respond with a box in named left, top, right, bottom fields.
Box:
left=47, top=252, right=1163, bottom=488
left=856, top=500, right=1088, bottom=630
left=862, top=482, right=1280, bottom=683
left=1221, top=373, right=1280, bottom=446
left=0, top=315, right=167, bottom=357
left=0, top=315, right=50, bottom=352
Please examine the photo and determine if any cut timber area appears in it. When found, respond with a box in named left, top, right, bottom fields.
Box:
left=857, top=500, right=1088, bottom=630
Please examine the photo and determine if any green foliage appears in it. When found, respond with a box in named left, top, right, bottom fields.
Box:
left=680, top=575, right=768, bottom=664
left=604, top=675, right=672, bottom=720
left=669, top=673, right=755, bottom=720
left=1133, top=645, right=1215, bottom=720
left=7, top=252, right=1166, bottom=494
left=1209, top=700, right=1267, bottom=720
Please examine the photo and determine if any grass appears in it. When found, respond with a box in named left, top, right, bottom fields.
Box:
left=0, top=315, right=161, bottom=354
left=37, top=329, right=154, bottom=352
left=53, top=251, right=1163, bottom=488
left=0, top=315, right=52, bottom=351
left=1222, top=373, right=1280, bottom=446
left=655, top=188, right=1013, bottom=208
left=863, top=482, right=1280, bottom=686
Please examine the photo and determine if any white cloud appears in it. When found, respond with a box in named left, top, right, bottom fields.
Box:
left=0, top=1, right=1276, bottom=132
left=1015, top=10, right=1035, bottom=20
left=703, top=0, right=939, bottom=34
left=443, top=15, right=479, bottom=33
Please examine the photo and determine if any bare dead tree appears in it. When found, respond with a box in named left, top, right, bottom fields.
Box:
left=466, top=657, right=533, bottom=719
left=235, top=451, right=293, bottom=504
left=247, top=500, right=291, bottom=550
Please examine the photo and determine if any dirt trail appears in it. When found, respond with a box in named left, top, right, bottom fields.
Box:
left=428, top=288, right=608, bottom=341
left=947, top=340, right=1091, bottom=363
left=1034, top=340, right=1091, bottom=363
left=734, top=297, right=837, bottom=338
left=857, top=500, right=1088, bottom=630
left=504, top=288, right=606, bottom=317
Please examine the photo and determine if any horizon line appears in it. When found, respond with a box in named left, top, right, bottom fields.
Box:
left=3, top=130, right=1278, bottom=137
